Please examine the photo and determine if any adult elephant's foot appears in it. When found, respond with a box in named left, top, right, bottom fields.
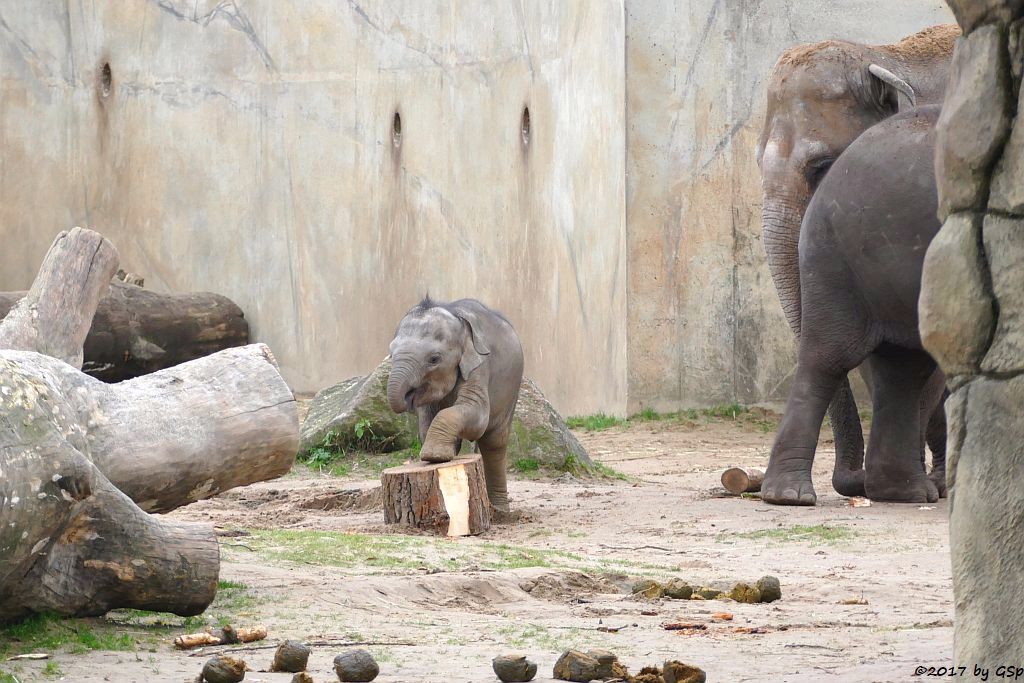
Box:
left=832, top=468, right=866, bottom=497
left=865, top=470, right=939, bottom=503
left=762, top=465, right=817, bottom=506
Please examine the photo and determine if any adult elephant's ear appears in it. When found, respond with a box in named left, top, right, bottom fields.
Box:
left=868, top=64, right=917, bottom=112
left=454, top=310, right=490, bottom=379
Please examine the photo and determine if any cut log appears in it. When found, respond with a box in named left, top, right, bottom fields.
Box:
left=0, top=227, right=298, bottom=623
left=721, top=467, right=764, bottom=494
left=381, top=454, right=491, bottom=536
left=0, top=228, right=118, bottom=367
left=0, top=280, right=249, bottom=382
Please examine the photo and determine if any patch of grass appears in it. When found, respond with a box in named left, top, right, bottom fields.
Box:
left=298, top=421, right=418, bottom=476
left=513, top=457, right=541, bottom=473
left=217, top=579, right=249, bottom=591
left=0, top=612, right=138, bottom=658
left=587, top=461, right=629, bottom=481
left=299, top=447, right=418, bottom=478
left=702, top=402, right=748, bottom=419
left=726, top=524, right=856, bottom=545
left=235, top=529, right=677, bottom=578
left=565, top=413, right=624, bottom=431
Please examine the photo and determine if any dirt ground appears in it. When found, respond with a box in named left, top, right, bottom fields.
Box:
left=2, top=413, right=952, bottom=683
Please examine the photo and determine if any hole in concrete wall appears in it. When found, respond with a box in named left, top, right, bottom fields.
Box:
left=392, top=111, right=402, bottom=148
left=99, top=62, right=112, bottom=99
left=521, top=106, right=531, bottom=146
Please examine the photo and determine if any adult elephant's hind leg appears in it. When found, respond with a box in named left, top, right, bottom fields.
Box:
left=864, top=348, right=940, bottom=503
left=477, top=426, right=510, bottom=513
left=763, top=357, right=845, bottom=506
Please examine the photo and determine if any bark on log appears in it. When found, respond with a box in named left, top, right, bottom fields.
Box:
left=381, top=454, right=491, bottom=536
left=0, top=227, right=298, bottom=622
left=0, top=281, right=249, bottom=382
left=721, top=467, right=765, bottom=494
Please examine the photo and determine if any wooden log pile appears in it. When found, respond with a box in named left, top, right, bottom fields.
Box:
left=0, top=228, right=299, bottom=623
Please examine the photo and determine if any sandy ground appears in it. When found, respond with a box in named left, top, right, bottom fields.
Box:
left=3, top=416, right=952, bottom=683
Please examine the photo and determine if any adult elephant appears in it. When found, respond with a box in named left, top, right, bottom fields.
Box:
left=756, top=24, right=957, bottom=500
left=763, top=106, right=945, bottom=505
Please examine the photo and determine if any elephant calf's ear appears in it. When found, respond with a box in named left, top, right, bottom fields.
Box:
left=457, top=315, right=490, bottom=379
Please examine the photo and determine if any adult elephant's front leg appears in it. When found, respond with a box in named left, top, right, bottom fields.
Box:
left=763, top=358, right=844, bottom=506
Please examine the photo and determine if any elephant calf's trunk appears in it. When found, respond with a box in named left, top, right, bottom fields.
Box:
left=386, top=363, right=415, bottom=414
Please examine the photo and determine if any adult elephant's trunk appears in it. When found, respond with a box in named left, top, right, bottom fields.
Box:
left=761, top=196, right=806, bottom=337
left=762, top=191, right=866, bottom=496
left=387, top=357, right=418, bottom=414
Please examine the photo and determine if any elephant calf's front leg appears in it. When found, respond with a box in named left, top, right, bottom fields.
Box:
left=420, top=404, right=487, bottom=463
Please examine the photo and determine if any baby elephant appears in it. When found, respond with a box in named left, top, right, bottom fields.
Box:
left=386, top=297, right=524, bottom=512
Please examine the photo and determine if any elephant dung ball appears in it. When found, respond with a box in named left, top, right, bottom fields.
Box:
left=587, top=649, right=621, bottom=679
left=333, top=649, right=379, bottom=682
left=664, top=578, right=693, bottom=600
left=201, top=655, right=246, bottom=683
left=291, top=674, right=314, bottom=683
left=631, top=579, right=664, bottom=599
left=272, top=640, right=311, bottom=673
left=553, top=650, right=602, bottom=682
left=757, top=575, right=782, bottom=603
left=729, top=582, right=762, bottom=604
left=492, top=653, right=538, bottom=682
left=695, top=586, right=723, bottom=600
left=663, top=660, right=707, bottom=683
left=633, top=666, right=664, bottom=683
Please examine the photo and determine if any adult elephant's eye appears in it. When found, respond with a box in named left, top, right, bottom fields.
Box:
left=805, top=156, right=835, bottom=189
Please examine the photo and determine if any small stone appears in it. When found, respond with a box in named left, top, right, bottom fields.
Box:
left=492, top=654, right=537, bottom=682
left=695, top=586, right=723, bottom=600
left=333, top=649, right=379, bottom=682
left=663, top=660, right=707, bottom=683
left=756, top=575, right=782, bottom=603
left=552, top=650, right=601, bottom=682
left=631, top=579, right=664, bottom=599
left=272, top=640, right=312, bottom=673
left=729, top=582, right=761, bottom=603
left=663, top=579, right=693, bottom=600
left=291, top=674, right=314, bottom=683
left=201, top=654, right=246, bottom=683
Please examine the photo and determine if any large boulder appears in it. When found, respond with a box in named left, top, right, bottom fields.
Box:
left=298, top=357, right=417, bottom=457
left=299, top=359, right=592, bottom=471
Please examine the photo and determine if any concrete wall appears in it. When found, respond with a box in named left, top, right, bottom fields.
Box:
left=0, top=1, right=627, bottom=416
left=0, top=0, right=957, bottom=416
left=625, top=0, right=954, bottom=412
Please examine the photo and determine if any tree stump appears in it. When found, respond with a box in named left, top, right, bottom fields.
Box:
left=0, top=280, right=249, bottom=382
left=0, top=228, right=299, bottom=623
left=381, top=454, right=491, bottom=536
left=721, top=467, right=764, bottom=494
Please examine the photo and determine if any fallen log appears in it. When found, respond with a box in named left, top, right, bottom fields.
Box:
left=381, top=454, right=491, bottom=536
left=721, top=467, right=764, bottom=494
left=0, top=280, right=249, bottom=382
left=0, top=228, right=298, bottom=623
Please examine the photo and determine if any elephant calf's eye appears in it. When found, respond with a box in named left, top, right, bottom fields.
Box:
left=429, top=354, right=442, bottom=365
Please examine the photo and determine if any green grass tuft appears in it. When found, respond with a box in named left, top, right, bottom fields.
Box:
left=726, top=524, right=856, bottom=545
left=43, top=662, right=62, bottom=678
left=565, top=413, right=624, bottom=431
left=513, top=457, right=541, bottom=473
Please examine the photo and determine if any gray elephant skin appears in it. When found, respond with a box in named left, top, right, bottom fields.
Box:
left=757, top=25, right=957, bottom=499
left=763, top=106, right=946, bottom=505
left=386, top=297, right=524, bottom=512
